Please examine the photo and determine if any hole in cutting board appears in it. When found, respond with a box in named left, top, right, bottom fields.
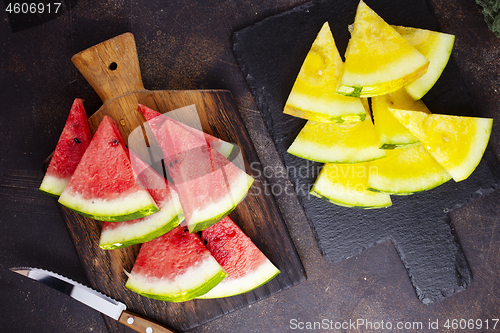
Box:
left=108, top=62, right=118, bottom=71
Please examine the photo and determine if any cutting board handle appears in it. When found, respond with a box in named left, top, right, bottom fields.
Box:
left=71, top=32, right=145, bottom=103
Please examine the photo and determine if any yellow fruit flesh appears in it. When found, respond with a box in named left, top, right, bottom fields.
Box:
left=287, top=107, right=386, bottom=163
left=337, top=0, right=429, bottom=97
left=284, top=22, right=367, bottom=122
left=372, top=89, right=430, bottom=149
left=311, top=163, right=392, bottom=208
left=367, top=144, right=451, bottom=194
left=393, top=25, right=455, bottom=100
left=391, top=109, right=493, bottom=182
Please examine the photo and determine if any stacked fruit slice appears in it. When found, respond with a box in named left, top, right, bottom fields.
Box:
left=284, top=22, right=368, bottom=123
left=98, top=151, right=183, bottom=249
left=199, top=216, right=280, bottom=298
left=126, top=216, right=280, bottom=302
left=40, top=101, right=279, bottom=301
left=58, top=115, right=160, bottom=221
left=336, top=0, right=430, bottom=98
left=125, top=225, right=228, bottom=302
left=138, top=104, right=254, bottom=233
left=285, top=0, right=493, bottom=208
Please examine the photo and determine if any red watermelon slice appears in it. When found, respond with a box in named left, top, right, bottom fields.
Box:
left=58, top=116, right=159, bottom=222
left=138, top=104, right=238, bottom=161
left=39, top=98, right=92, bottom=197
left=99, top=150, right=183, bottom=249
left=125, top=225, right=227, bottom=302
left=198, top=216, right=280, bottom=298
left=138, top=104, right=254, bottom=233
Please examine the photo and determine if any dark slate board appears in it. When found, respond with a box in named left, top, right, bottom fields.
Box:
left=231, top=0, right=500, bottom=304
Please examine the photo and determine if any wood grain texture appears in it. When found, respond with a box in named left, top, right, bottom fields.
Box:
left=118, top=310, right=178, bottom=333
left=57, top=33, right=305, bottom=332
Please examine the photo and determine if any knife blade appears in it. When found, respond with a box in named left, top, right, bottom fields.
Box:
left=10, top=267, right=177, bottom=333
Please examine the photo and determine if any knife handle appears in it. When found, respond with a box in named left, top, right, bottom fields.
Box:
left=118, top=310, right=177, bottom=333
left=71, top=32, right=145, bottom=103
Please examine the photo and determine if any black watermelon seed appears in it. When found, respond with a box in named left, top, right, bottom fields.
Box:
left=74, top=138, right=82, bottom=144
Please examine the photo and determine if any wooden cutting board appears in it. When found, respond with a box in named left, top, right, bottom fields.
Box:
left=232, top=0, right=500, bottom=305
left=54, top=33, right=306, bottom=332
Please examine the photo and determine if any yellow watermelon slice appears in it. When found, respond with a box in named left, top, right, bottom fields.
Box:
left=372, top=89, right=430, bottom=149
left=336, top=0, right=429, bottom=98
left=391, top=109, right=493, bottom=182
left=367, top=144, right=451, bottom=195
left=284, top=22, right=367, bottom=123
left=311, top=163, right=392, bottom=209
left=393, top=25, right=455, bottom=100
left=287, top=104, right=386, bottom=163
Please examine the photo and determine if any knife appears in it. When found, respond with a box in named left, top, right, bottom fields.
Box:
left=10, top=267, right=177, bottom=333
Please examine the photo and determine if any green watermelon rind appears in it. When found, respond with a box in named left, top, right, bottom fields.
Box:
left=197, top=259, right=280, bottom=299
left=366, top=180, right=449, bottom=196
left=189, top=212, right=232, bottom=234
left=98, top=217, right=180, bottom=249
left=287, top=135, right=387, bottom=164
left=367, top=167, right=452, bottom=195
left=309, top=184, right=392, bottom=209
left=63, top=205, right=158, bottom=222
left=125, top=256, right=228, bottom=302
left=310, top=190, right=392, bottom=209
left=98, top=209, right=184, bottom=250
left=378, top=141, right=421, bottom=150
left=58, top=190, right=159, bottom=222
left=187, top=173, right=254, bottom=233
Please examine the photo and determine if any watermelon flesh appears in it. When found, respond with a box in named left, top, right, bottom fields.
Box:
left=58, top=116, right=159, bottom=222
left=40, top=98, right=92, bottom=197
left=138, top=105, right=254, bottom=232
left=138, top=104, right=240, bottom=164
left=198, top=216, right=280, bottom=298
left=99, top=151, right=183, bottom=249
left=125, top=225, right=227, bottom=302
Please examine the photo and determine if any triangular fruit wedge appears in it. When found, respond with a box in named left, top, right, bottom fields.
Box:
left=198, top=216, right=280, bottom=298
left=393, top=25, right=455, bottom=100
left=58, top=116, right=159, bottom=221
left=336, top=0, right=429, bottom=97
left=287, top=106, right=386, bottom=163
left=139, top=105, right=254, bottom=233
left=125, top=226, right=227, bottom=302
left=40, top=98, right=92, bottom=197
left=139, top=104, right=238, bottom=160
left=372, top=89, right=430, bottom=149
left=367, top=144, right=451, bottom=195
left=99, top=151, right=183, bottom=249
left=284, top=22, right=367, bottom=123
left=310, top=162, right=392, bottom=209
left=391, top=109, right=493, bottom=182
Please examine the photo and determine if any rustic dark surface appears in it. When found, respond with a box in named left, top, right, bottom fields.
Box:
left=1, top=0, right=499, bottom=333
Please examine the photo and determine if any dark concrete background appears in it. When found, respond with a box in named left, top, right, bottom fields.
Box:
left=1, top=0, right=499, bottom=332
